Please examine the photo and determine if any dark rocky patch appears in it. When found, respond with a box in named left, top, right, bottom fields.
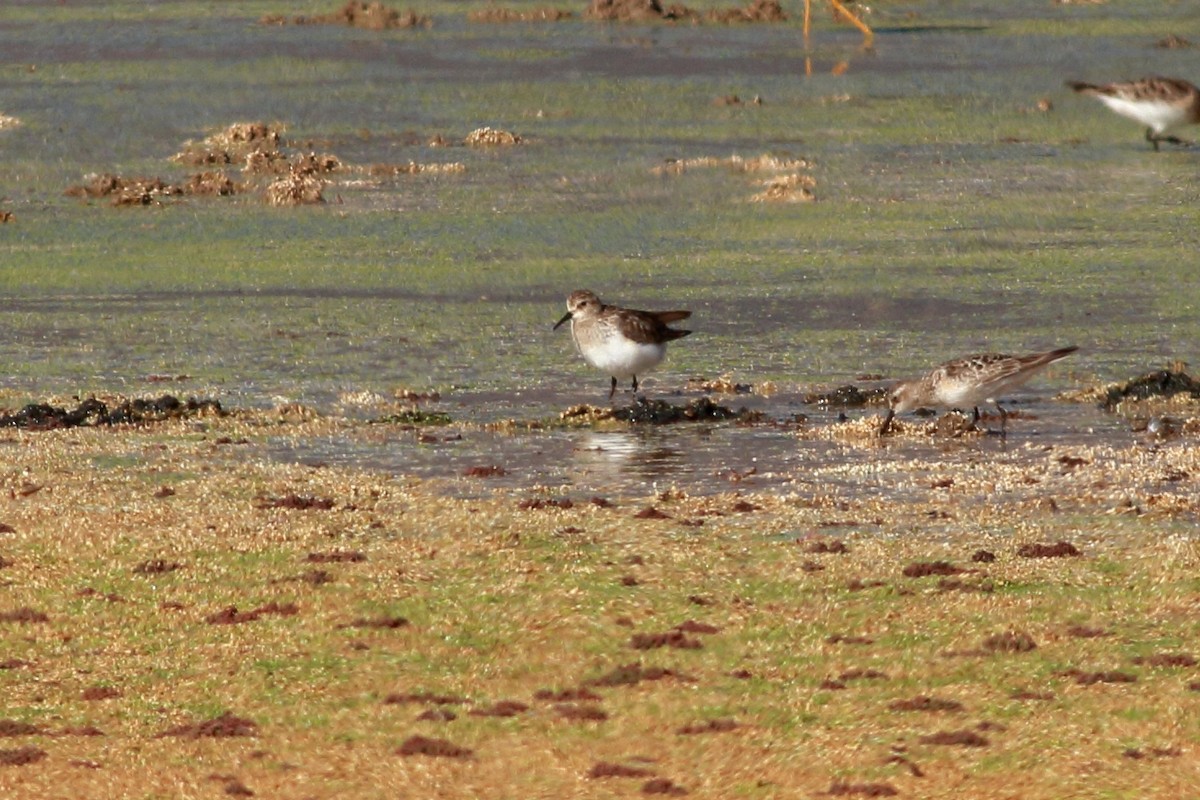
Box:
left=396, top=735, right=472, bottom=759
left=633, top=506, right=671, bottom=520
left=254, top=494, right=335, bottom=510
left=222, top=777, right=255, bottom=796
left=1017, top=541, right=1081, bottom=558
left=307, top=550, right=366, bottom=563
left=158, top=712, right=258, bottom=738
left=620, top=575, right=640, bottom=586
left=888, top=696, right=964, bottom=713
left=556, top=703, right=609, bottom=721
left=589, top=761, right=654, bottom=778
left=610, top=396, right=757, bottom=424
left=825, top=782, right=899, bottom=797
left=902, top=560, right=963, bottom=578
left=81, top=686, right=122, bottom=701
left=728, top=669, right=753, bottom=679
left=0, top=396, right=220, bottom=429
left=468, top=700, right=528, bottom=718
left=0, top=607, right=47, bottom=624
left=731, top=500, right=760, bottom=513
left=970, top=549, right=996, bottom=563
left=463, top=465, right=506, bottom=477
left=677, top=718, right=737, bottom=734
left=803, top=384, right=887, bottom=408
left=919, top=729, right=989, bottom=747
left=134, top=559, right=182, bottom=575
left=0, top=746, right=46, bottom=766
left=982, top=631, right=1037, bottom=653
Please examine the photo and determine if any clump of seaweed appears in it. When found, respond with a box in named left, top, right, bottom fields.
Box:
left=0, top=396, right=221, bottom=430
left=263, top=1, right=431, bottom=29
left=1061, top=367, right=1200, bottom=411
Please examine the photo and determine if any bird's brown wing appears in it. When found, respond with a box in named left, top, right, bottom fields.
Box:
left=651, top=310, right=692, bottom=324
left=619, top=309, right=692, bottom=344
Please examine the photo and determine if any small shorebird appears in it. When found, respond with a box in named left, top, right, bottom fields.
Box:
left=879, top=346, right=1078, bottom=436
left=554, top=290, right=692, bottom=400
left=1067, top=77, right=1200, bottom=151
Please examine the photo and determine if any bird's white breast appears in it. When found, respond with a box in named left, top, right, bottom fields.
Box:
left=1098, top=96, right=1187, bottom=133
left=576, top=331, right=665, bottom=378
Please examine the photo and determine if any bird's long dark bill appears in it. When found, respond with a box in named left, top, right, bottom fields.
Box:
left=553, top=312, right=572, bottom=330
left=878, top=409, right=896, bottom=436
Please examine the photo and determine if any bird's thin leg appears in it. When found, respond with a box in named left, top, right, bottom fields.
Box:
left=878, top=409, right=895, bottom=436
left=632, top=375, right=639, bottom=394
left=996, top=403, right=1008, bottom=439
left=609, top=376, right=617, bottom=400
left=971, top=407, right=981, bottom=425
left=1146, top=128, right=1161, bottom=151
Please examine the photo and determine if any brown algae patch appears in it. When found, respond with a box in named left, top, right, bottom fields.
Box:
left=262, top=1, right=431, bottom=29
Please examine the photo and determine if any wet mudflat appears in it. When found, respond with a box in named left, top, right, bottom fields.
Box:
left=1, top=0, right=1199, bottom=797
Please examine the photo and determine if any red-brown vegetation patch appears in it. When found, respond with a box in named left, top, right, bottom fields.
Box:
left=589, top=761, right=655, bottom=779
left=0, top=607, right=47, bottom=624
left=0, top=660, right=30, bottom=670
left=463, top=465, right=506, bottom=477
left=469, top=6, right=574, bottom=21
left=1132, top=653, right=1196, bottom=668
left=396, top=735, right=472, bottom=759
left=158, top=712, right=258, bottom=739
left=918, top=729, right=989, bottom=747
left=587, top=662, right=691, bottom=687
left=1011, top=689, right=1055, bottom=701
left=254, top=494, right=335, bottom=510
left=806, top=539, right=848, bottom=554
left=518, top=497, right=574, bottom=510
left=1066, top=624, right=1110, bottom=638
left=825, top=782, right=899, bottom=797
left=642, top=777, right=688, bottom=795
left=634, top=506, right=671, bottom=519
left=677, top=718, right=737, bottom=734
left=59, top=725, right=104, bottom=737
left=307, top=550, right=366, bottom=563
left=133, top=559, right=182, bottom=575
left=631, top=630, right=703, bottom=650
left=384, top=691, right=466, bottom=706
left=731, top=500, right=760, bottom=513
left=827, top=633, right=874, bottom=645
left=205, top=602, right=299, bottom=625
left=415, top=708, right=456, bottom=722
left=0, top=746, right=46, bottom=766
left=221, top=777, right=255, bottom=796
left=1057, top=668, right=1137, bottom=686
left=0, top=720, right=42, bottom=737
left=0, top=554, right=12, bottom=567
left=584, top=0, right=690, bottom=22
left=341, top=615, right=409, bottom=629
left=902, top=560, right=963, bottom=578
left=65, top=174, right=183, bottom=206
left=707, top=0, right=785, bottom=22
left=971, top=549, right=996, bottom=563
left=77, top=587, right=124, bottom=602
left=1123, top=746, right=1182, bottom=759
left=888, top=696, right=964, bottom=713
left=620, top=574, right=640, bottom=586
left=982, top=630, right=1037, bottom=653
left=534, top=687, right=602, bottom=702
left=1017, top=541, right=1081, bottom=558
left=265, top=1, right=431, bottom=28
left=674, top=619, right=720, bottom=634
left=839, top=668, right=887, bottom=681
left=556, top=703, right=609, bottom=721
left=81, top=686, right=122, bottom=701
left=468, top=700, right=528, bottom=718
left=184, top=171, right=237, bottom=196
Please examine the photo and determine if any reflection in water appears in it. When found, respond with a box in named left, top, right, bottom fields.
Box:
left=572, top=430, right=686, bottom=489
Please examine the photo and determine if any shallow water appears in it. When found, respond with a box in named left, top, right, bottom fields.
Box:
left=0, top=1, right=1197, bottom=494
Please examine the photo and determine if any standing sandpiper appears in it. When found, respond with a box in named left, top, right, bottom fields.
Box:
left=554, top=290, right=692, bottom=400
left=879, top=346, right=1078, bottom=436
left=1067, top=77, right=1200, bottom=151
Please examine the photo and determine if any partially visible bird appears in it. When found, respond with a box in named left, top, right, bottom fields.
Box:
left=554, top=290, right=691, bottom=400
left=880, top=346, right=1078, bottom=436
left=1067, top=77, right=1200, bottom=150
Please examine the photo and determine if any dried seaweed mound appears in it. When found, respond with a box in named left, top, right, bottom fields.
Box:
left=584, top=0, right=695, bottom=21
left=803, top=384, right=888, bottom=407
left=1099, top=369, right=1200, bottom=410
left=0, top=395, right=222, bottom=430
left=264, top=1, right=430, bottom=29
left=612, top=397, right=754, bottom=424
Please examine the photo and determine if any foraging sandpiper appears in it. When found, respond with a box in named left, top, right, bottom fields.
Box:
left=1067, top=77, right=1200, bottom=150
